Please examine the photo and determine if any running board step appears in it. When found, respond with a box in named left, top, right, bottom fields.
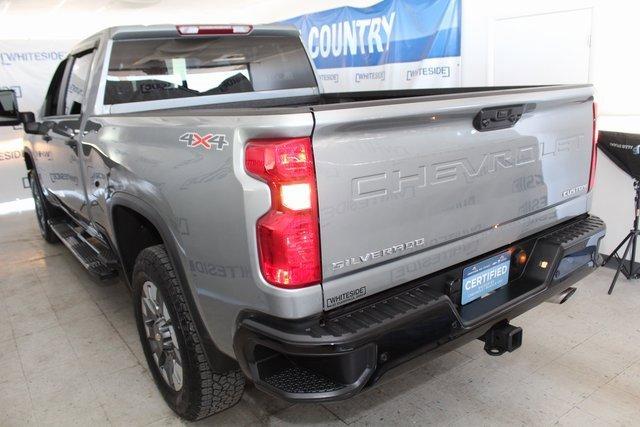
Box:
left=48, top=219, right=119, bottom=280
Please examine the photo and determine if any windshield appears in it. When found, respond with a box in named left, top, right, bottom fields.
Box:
left=105, top=35, right=317, bottom=105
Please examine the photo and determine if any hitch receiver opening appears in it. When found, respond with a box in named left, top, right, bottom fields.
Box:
left=480, top=321, right=523, bottom=356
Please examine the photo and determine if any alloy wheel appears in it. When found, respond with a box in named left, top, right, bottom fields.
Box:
left=141, top=280, right=184, bottom=391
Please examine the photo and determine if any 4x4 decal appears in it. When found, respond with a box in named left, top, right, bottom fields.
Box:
left=179, top=132, right=229, bottom=151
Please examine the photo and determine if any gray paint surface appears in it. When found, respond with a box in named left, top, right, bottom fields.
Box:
left=23, top=25, right=595, bottom=358
left=313, top=86, right=594, bottom=307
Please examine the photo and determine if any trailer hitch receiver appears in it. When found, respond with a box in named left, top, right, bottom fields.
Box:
left=480, top=321, right=523, bottom=356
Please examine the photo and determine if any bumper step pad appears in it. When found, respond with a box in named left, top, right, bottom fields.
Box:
left=309, top=285, right=439, bottom=339
left=263, top=366, right=344, bottom=394
left=541, top=215, right=605, bottom=249
left=49, top=219, right=119, bottom=280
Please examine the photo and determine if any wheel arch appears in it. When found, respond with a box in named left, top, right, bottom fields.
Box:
left=108, top=193, right=238, bottom=372
left=111, top=203, right=163, bottom=282
left=108, top=193, right=177, bottom=286
left=23, top=148, right=34, bottom=171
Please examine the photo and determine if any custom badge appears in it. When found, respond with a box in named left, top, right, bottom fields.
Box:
left=179, top=132, right=229, bottom=151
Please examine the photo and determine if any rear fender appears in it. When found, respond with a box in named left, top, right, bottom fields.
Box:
left=108, top=192, right=238, bottom=371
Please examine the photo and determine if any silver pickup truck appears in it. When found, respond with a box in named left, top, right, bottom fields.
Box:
left=0, top=24, right=605, bottom=420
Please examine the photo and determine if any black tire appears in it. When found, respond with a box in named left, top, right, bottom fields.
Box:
left=133, top=245, right=245, bottom=421
left=29, top=170, right=60, bottom=243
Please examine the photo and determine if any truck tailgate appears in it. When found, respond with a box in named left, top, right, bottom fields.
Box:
left=312, top=85, right=594, bottom=308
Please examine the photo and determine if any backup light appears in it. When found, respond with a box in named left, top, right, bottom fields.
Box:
left=176, top=25, right=252, bottom=35
left=281, top=183, right=312, bottom=211
left=245, top=137, right=321, bottom=288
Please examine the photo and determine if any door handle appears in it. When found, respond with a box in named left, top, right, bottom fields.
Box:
left=65, top=139, right=77, bottom=150
left=43, top=135, right=52, bottom=142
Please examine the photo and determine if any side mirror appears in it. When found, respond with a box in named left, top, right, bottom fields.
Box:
left=24, top=121, right=49, bottom=135
left=21, top=112, right=49, bottom=135
left=20, top=111, right=35, bottom=124
left=0, top=89, right=21, bottom=126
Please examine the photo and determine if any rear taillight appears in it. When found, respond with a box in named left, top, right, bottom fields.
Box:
left=176, top=25, right=252, bottom=35
left=589, top=101, right=599, bottom=191
left=245, top=137, right=321, bottom=288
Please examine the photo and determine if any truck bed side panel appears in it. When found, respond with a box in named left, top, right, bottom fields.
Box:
left=80, top=111, right=320, bottom=357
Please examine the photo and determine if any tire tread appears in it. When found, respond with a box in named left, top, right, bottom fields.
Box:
left=28, top=170, right=60, bottom=244
left=134, top=245, right=244, bottom=421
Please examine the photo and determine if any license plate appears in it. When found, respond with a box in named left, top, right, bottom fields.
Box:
left=461, top=251, right=511, bottom=305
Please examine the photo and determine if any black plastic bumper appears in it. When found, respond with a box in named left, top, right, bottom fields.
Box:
left=233, top=215, right=605, bottom=402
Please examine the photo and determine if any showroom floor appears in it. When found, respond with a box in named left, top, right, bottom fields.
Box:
left=1, top=211, right=639, bottom=426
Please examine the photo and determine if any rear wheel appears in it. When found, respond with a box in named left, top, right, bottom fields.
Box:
left=133, top=245, right=245, bottom=420
left=29, top=170, right=59, bottom=243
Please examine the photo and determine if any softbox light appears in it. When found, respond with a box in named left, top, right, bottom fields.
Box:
left=598, top=131, right=640, bottom=180
left=598, top=130, right=640, bottom=294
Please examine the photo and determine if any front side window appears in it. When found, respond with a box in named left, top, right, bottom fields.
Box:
left=104, top=36, right=317, bottom=105
left=43, top=59, right=67, bottom=116
left=64, top=50, right=95, bottom=115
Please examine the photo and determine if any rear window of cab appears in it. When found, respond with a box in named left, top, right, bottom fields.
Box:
left=104, top=35, right=317, bottom=105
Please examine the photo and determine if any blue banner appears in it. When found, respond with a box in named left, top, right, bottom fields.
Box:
left=280, top=0, right=460, bottom=70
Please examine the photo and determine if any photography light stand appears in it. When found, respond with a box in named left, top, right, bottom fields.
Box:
left=603, top=179, right=640, bottom=294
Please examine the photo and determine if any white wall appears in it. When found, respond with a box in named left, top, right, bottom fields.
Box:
left=459, top=0, right=640, bottom=256
left=589, top=1, right=640, bottom=256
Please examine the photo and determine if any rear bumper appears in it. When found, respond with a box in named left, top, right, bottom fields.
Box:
left=233, top=215, right=605, bottom=402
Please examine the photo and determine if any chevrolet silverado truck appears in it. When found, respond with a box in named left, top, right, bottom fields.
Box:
left=0, top=24, right=605, bottom=420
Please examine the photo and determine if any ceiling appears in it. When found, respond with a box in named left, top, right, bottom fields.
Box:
left=0, top=0, right=229, bottom=13
left=0, top=0, right=276, bottom=38
left=0, top=0, right=379, bottom=39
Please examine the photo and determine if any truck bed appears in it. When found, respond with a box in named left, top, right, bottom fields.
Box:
left=121, top=85, right=566, bottom=114
left=100, top=84, right=595, bottom=311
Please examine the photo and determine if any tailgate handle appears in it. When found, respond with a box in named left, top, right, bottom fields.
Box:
left=473, top=104, right=525, bottom=132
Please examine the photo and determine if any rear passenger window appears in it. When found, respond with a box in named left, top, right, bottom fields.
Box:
left=64, top=50, right=95, bottom=115
left=104, top=36, right=317, bottom=105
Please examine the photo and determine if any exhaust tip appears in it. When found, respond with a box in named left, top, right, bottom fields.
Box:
left=548, top=287, right=577, bottom=304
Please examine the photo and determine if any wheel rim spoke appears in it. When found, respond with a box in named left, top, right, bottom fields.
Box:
left=172, top=357, right=183, bottom=389
left=142, top=297, right=158, bottom=318
left=161, top=302, right=170, bottom=323
left=162, top=354, right=175, bottom=389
